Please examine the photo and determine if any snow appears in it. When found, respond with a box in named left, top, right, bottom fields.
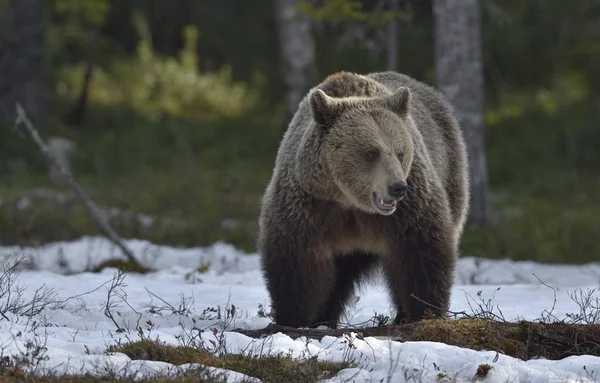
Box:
left=0, top=236, right=599, bottom=382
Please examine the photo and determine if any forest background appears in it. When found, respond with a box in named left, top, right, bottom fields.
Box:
left=1, top=0, right=599, bottom=265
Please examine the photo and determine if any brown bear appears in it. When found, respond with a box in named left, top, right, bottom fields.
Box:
left=257, top=71, right=469, bottom=328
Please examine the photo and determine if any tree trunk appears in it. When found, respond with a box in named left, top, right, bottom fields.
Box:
left=276, top=0, right=317, bottom=122
left=387, top=0, right=399, bottom=71
left=433, top=0, right=491, bottom=226
left=0, top=0, right=46, bottom=129
left=66, top=30, right=100, bottom=127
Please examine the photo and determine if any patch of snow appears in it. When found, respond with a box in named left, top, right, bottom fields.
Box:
left=0, top=236, right=258, bottom=275
left=0, top=236, right=599, bottom=382
left=456, top=256, right=600, bottom=287
left=2, top=236, right=600, bottom=286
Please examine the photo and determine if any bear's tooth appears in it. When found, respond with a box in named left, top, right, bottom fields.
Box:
left=380, top=198, right=385, bottom=206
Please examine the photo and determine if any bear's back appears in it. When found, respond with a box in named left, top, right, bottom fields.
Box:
left=316, top=72, right=390, bottom=99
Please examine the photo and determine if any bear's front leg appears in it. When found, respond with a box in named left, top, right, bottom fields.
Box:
left=384, top=218, right=456, bottom=323
left=259, top=227, right=335, bottom=328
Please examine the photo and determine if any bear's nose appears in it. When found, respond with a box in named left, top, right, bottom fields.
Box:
left=388, top=181, right=408, bottom=200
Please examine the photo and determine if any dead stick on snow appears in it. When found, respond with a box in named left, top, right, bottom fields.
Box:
left=14, top=103, right=141, bottom=267
left=232, top=323, right=412, bottom=341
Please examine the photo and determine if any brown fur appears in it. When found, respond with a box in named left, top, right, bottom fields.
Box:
left=258, top=71, right=469, bottom=328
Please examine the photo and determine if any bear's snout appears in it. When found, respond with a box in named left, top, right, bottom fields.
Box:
left=388, top=181, right=408, bottom=200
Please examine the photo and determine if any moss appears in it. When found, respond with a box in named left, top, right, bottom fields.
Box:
left=1, top=347, right=227, bottom=382
left=410, top=319, right=600, bottom=360
left=92, top=259, right=152, bottom=274
left=475, top=363, right=493, bottom=379
left=108, top=340, right=352, bottom=383
left=220, top=354, right=348, bottom=383
left=0, top=374, right=226, bottom=382
left=411, top=319, right=518, bottom=356
left=107, top=340, right=217, bottom=365
left=197, top=261, right=212, bottom=274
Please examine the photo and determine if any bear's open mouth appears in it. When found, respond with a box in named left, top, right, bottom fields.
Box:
left=373, top=193, right=398, bottom=214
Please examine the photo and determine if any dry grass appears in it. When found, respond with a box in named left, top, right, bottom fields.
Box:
left=92, top=259, right=153, bottom=274
left=406, top=318, right=600, bottom=360
left=238, top=318, right=600, bottom=362
left=107, top=339, right=352, bottom=383
left=0, top=375, right=223, bottom=383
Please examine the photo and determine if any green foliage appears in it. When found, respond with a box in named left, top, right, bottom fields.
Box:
left=1, top=101, right=282, bottom=252
left=46, top=0, right=111, bottom=61
left=461, top=195, right=600, bottom=264
left=482, top=0, right=600, bottom=98
left=535, top=72, right=589, bottom=115
left=0, top=184, right=259, bottom=252
left=297, top=0, right=409, bottom=26
left=51, top=0, right=110, bottom=30
left=3, top=0, right=600, bottom=266
left=485, top=72, right=590, bottom=126
left=5, top=90, right=600, bottom=263
left=55, top=13, right=258, bottom=122
left=458, top=90, right=600, bottom=264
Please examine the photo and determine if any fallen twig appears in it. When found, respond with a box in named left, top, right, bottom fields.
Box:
left=14, top=103, right=142, bottom=269
left=233, top=322, right=411, bottom=341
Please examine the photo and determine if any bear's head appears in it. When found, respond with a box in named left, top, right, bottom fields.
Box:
left=308, top=86, right=415, bottom=216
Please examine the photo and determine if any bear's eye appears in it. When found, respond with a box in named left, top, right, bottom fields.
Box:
left=397, top=152, right=404, bottom=162
left=365, top=150, right=380, bottom=162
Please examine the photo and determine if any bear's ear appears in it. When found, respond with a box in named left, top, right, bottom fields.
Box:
left=309, top=89, right=341, bottom=126
left=387, top=86, right=411, bottom=117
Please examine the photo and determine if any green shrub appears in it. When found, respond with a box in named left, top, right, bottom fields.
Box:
left=55, top=15, right=258, bottom=123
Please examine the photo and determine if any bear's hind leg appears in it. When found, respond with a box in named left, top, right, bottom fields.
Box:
left=311, top=252, right=379, bottom=328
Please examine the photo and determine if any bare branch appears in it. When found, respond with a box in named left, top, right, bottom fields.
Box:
left=103, top=269, right=128, bottom=333
left=533, top=273, right=559, bottom=323
left=14, top=103, right=141, bottom=269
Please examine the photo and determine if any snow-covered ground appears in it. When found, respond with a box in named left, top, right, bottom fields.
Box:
left=0, top=236, right=599, bottom=382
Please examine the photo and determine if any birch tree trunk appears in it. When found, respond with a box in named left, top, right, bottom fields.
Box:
left=276, top=0, right=317, bottom=122
left=433, top=0, right=491, bottom=226
left=0, top=0, right=46, bottom=129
